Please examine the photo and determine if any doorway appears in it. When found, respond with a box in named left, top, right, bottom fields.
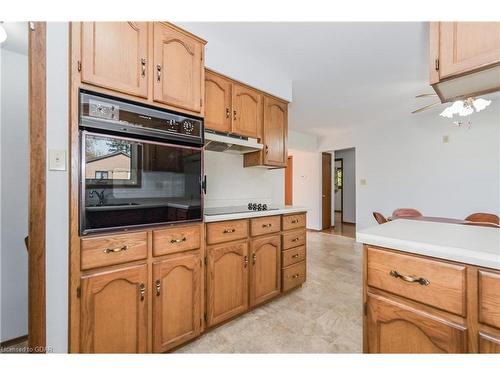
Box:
left=284, top=155, right=293, bottom=205
left=321, top=152, right=332, bottom=229
left=334, top=158, right=343, bottom=222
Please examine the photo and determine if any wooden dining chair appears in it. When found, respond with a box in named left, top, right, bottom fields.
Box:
left=464, top=212, right=499, bottom=225
left=463, top=221, right=500, bottom=228
left=373, top=212, right=388, bottom=224
left=392, top=208, right=422, bottom=218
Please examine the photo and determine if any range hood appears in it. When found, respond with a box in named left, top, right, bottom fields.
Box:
left=204, top=130, right=263, bottom=154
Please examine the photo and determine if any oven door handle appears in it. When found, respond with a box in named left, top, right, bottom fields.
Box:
left=201, top=175, right=207, bottom=195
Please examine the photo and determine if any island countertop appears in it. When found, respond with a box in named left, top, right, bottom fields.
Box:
left=356, top=219, right=500, bottom=270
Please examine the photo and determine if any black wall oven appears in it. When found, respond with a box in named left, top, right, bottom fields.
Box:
left=79, top=90, right=205, bottom=235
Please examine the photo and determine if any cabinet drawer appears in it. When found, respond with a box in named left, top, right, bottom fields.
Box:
left=479, top=270, right=500, bottom=329
left=282, top=213, right=306, bottom=231
left=366, top=247, right=466, bottom=316
left=206, top=219, right=249, bottom=245
left=282, top=261, right=306, bottom=292
left=250, top=215, right=281, bottom=237
left=81, top=232, right=147, bottom=270
left=282, top=246, right=306, bottom=268
left=153, top=224, right=201, bottom=256
left=282, top=230, right=306, bottom=250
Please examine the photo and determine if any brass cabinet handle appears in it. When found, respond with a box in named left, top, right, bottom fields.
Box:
left=262, top=223, right=272, bottom=228
left=233, top=110, right=237, bottom=121
left=225, top=108, right=230, bottom=119
left=223, top=228, right=236, bottom=234
left=141, top=58, right=146, bottom=77
left=156, top=64, right=161, bottom=82
left=292, top=237, right=300, bottom=242
left=139, top=283, right=146, bottom=301
left=170, top=237, right=187, bottom=244
left=291, top=219, right=299, bottom=224
left=155, top=280, right=161, bottom=296
left=244, top=255, right=248, bottom=268
left=292, top=273, right=300, bottom=279
left=265, top=145, right=269, bottom=154
left=291, top=254, right=300, bottom=259
left=390, top=270, right=430, bottom=286
left=103, top=245, right=128, bottom=254
left=252, top=253, right=257, bottom=265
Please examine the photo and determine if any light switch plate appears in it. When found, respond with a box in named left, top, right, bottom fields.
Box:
left=49, top=149, right=67, bottom=171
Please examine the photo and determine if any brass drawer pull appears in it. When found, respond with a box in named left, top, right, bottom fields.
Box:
left=139, top=283, right=146, bottom=301
left=244, top=255, right=248, bottom=268
left=390, top=270, right=430, bottom=286
left=170, top=237, right=187, bottom=244
left=103, top=245, right=128, bottom=254
left=156, top=64, right=161, bottom=82
left=155, top=280, right=161, bottom=296
left=233, top=110, right=237, bottom=121
left=291, top=237, right=300, bottom=242
left=291, top=254, right=300, bottom=259
left=291, top=219, right=299, bottom=224
left=225, top=107, right=230, bottom=119
left=223, top=228, right=236, bottom=234
left=292, top=273, right=300, bottom=279
left=252, top=253, right=257, bottom=265
left=262, top=223, right=272, bottom=228
left=141, top=58, right=146, bottom=77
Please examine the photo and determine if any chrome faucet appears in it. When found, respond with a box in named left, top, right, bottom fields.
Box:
left=89, top=190, right=106, bottom=206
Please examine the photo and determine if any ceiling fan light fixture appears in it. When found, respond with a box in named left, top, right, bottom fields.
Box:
left=472, top=98, right=491, bottom=112
left=0, top=22, right=7, bottom=44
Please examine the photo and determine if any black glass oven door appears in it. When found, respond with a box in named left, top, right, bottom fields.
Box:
left=80, top=131, right=202, bottom=235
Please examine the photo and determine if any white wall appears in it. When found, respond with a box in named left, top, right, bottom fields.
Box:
left=45, top=22, right=69, bottom=353
left=0, top=46, right=29, bottom=342
left=320, top=101, right=500, bottom=231
left=178, top=23, right=292, bottom=102
left=334, top=148, right=356, bottom=223
left=204, top=151, right=284, bottom=207
left=287, top=130, right=322, bottom=230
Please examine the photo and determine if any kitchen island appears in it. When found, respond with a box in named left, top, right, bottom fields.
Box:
left=357, top=219, right=500, bottom=354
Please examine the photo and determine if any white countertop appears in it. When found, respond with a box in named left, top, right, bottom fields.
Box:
left=204, top=206, right=307, bottom=222
left=357, top=219, right=500, bottom=270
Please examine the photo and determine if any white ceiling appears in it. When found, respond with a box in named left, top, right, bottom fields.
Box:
left=183, top=22, right=434, bottom=137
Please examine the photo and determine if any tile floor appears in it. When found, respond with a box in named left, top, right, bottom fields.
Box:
left=178, top=231, right=363, bottom=353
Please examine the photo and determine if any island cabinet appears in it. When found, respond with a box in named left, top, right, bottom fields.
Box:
left=74, top=22, right=206, bottom=117
left=429, top=22, right=500, bottom=102
left=363, top=245, right=500, bottom=354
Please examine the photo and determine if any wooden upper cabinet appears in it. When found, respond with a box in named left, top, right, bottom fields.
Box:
left=206, top=240, right=249, bottom=327
left=153, top=22, right=205, bottom=113
left=366, top=293, right=467, bottom=353
left=232, top=84, right=263, bottom=138
left=205, top=70, right=232, bottom=132
left=439, top=22, right=500, bottom=79
left=80, top=264, right=148, bottom=353
left=249, top=234, right=281, bottom=307
left=152, top=254, right=201, bottom=352
left=263, top=96, right=288, bottom=167
left=81, top=22, right=149, bottom=98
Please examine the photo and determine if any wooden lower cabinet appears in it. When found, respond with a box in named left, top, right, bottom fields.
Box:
left=206, top=240, right=249, bottom=327
left=479, top=332, right=500, bottom=353
left=366, top=292, right=467, bottom=353
left=250, top=234, right=281, bottom=307
left=152, top=253, right=202, bottom=352
left=80, top=264, right=148, bottom=353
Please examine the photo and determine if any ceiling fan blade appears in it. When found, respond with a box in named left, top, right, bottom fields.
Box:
left=411, top=102, right=440, bottom=114
left=415, top=93, right=439, bottom=98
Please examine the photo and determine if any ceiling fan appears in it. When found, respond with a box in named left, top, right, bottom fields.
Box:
left=411, top=93, right=440, bottom=114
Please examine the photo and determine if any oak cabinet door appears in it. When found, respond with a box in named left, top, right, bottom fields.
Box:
left=206, top=241, right=249, bottom=327
left=153, top=23, right=204, bottom=113
left=232, top=84, right=262, bottom=138
left=80, top=264, right=148, bottom=353
left=81, top=22, right=149, bottom=98
left=250, top=234, right=281, bottom=307
left=479, top=333, right=500, bottom=353
left=366, top=293, right=467, bottom=353
left=439, top=22, right=500, bottom=79
left=205, top=71, right=232, bottom=132
left=152, top=254, right=202, bottom=352
left=263, top=96, right=287, bottom=167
